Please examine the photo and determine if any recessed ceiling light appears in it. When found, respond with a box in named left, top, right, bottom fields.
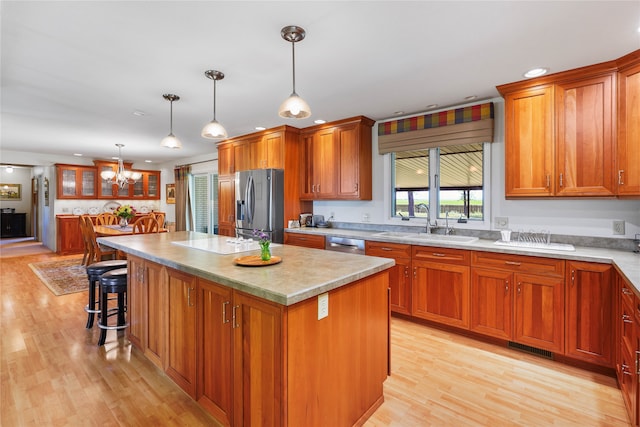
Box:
left=393, top=111, right=404, bottom=116
left=524, top=67, right=549, bottom=78
left=5, top=166, right=14, bottom=173
left=145, top=160, right=152, bottom=163
left=132, top=110, right=146, bottom=117
left=425, top=104, right=438, bottom=109
left=73, top=153, right=83, bottom=157
left=255, top=126, right=266, bottom=131
left=111, top=156, right=119, bottom=160
left=313, top=119, right=326, bottom=124
left=464, top=95, right=478, bottom=101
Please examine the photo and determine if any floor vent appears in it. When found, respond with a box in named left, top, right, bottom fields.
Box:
left=507, top=341, right=554, bottom=360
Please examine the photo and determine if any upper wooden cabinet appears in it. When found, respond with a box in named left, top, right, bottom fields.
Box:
left=616, top=50, right=640, bottom=197
left=56, top=164, right=97, bottom=199
left=250, top=131, right=284, bottom=170
left=300, top=116, right=374, bottom=201
left=498, top=49, right=640, bottom=198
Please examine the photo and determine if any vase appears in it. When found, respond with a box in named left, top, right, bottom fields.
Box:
left=119, top=217, right=129, bottom=228
left=260, top=242, right=271, bottom=261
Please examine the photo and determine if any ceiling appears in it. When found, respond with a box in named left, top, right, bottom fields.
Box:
left=2, top=1, right=639, bottom=166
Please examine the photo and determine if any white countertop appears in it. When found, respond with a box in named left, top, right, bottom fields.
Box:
left=286, top=227, right=640, bottom=292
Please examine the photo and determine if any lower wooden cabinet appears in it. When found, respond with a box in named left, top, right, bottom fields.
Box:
left=565, top=261, right=613, bottom=366
left=166, top=267, right=197, bottom=398
left=217, top=176, right=235, bottom=237
left=470, top=268, right=513, bottom=340
left=411, top=246, right=470, bottom=329
left=616, top=272, right=639, bottom=426
left=56, top=216, right=84, bottom=254
left=284, top=232, right=325, bottom=249
left=365, top=241, right=412, bottom=315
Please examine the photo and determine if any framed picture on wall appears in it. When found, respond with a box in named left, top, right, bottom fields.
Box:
left=166, top=184, right=176, bottom=204
left=0, top=183, right=21, bottom=200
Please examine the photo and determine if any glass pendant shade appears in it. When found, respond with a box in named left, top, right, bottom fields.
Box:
left=279, top=92, right=311, bottom=118
left=201, top=119, right=228, bottom=139
left=101, top=144, right=142, bottom=188
left=160, top=133, right=183, bottom=149
left=100, top=170, right=116, bottom=180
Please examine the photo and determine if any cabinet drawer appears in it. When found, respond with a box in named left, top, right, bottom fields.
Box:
left=284, top=232, right=325, bottom=249
left=412, top=246, right=470, bottom=265
left=365, top=241, right=411, bottom=259
left=471, top=251, right=564, bottom=277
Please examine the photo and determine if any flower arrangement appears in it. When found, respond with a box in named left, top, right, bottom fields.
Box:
left=253, top=229, right=271, bottom=261
left=114, top=204, right=136, bottom=220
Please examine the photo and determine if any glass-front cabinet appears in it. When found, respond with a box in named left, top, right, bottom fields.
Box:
left=56, top=165, right=97, bottom=199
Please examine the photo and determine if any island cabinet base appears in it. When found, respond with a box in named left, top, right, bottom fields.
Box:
left=127, top=256, right=390, bottom=427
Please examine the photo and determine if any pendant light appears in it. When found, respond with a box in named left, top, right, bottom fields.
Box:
left=161, top=94, right=182, bottom=149
left=279, top=25, right=311, bottom=119
left=201, top=70, right=228, bottom=140
left=100, top=144, right=142, bottom=188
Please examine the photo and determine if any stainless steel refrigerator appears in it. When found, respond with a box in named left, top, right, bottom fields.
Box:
left=235, top=168, right=285, bottom=243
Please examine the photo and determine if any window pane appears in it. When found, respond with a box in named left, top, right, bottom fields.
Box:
left=193, top=175, right=209, bottom=233
left=393, top=150, right=429, bottom=217
left=438, top=143, right=483, bottom=220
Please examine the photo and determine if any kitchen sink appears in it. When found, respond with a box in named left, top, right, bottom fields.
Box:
left=372, top=231, right=478, bottom=244
left=409, top=233, right=479, bottom=244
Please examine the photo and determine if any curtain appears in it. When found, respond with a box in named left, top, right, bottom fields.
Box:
left=378, top=102, right=494, bottom=154
left=174, top=165, right=194, bottom=232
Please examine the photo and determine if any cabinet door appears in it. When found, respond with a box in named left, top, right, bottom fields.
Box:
left=56, top=165, right=97, bottom=199
left=617, top=60, right=640, bottom=196
left=565, top=261, right=613, bottom=366
left=412, top=260, right=470, bottom=329
left=146, top=172, right=160, bottom=198
left=166, top=268, right=197, bottom=398
left=264, top=132, right=284, bottom=169
left=301, top=128, right=337, bottom=199
left=504, top=85, right=555, bottom=197
left=145, top=261, right=165, bottom=368
left=366, top=241, right=412, bottom=315
left=234, top=141, right=250, bottom=172
left=232, top=291, right=283, bottom=427
left=218, top=143, right=234, bottom=175
left=56, top=216, right=84, bottom=254
left=283, top=232, right=325, bottom=249
left=337, top=123, right=361, bottom=199
left=197, top=279, right=233, bottom=425
left=97, top=163, right=117, bottom=198
left=555, top=74, right=615, bottom=196
left=514, top=273, right=564, bottom=353
left=617, top=293, right=637, bottom=424
left=217, top=176, right=235, bottom=237
left=470, top=268, right=513, bottom=340
left=127, top=256, right=146, bottom=350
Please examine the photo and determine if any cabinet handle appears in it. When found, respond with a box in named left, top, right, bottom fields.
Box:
left=222, top=301, right=230, bottom=324
left=517, top=282, right=521, bottom=294
left=623, top=314, right=633, bottom=324
left=636, top=350, right=640, bottom=376
left=354, top=183, right=358, bottom=192
left=187, top=287, right=195, bottom=307
left=546, top=175, right=550, bottom=188
left=559, top=173, right=564, bottom=187
left=232, top=305, right=240, bottom=329
left=413, top=267, right=417, bottom=279
left=381, top=247, right=393, bottom=251
left=505, top=280, right=509, bottom=293
left=432, top=253, right=446, bottom=257
left=622, top=288, right=634, bottom=296
left=622, top=364, right=633, bottom=376
left=505, top=261, right=521, bottom=266
left=619, top=170, right=624, bottom=185
left=404, top=266, right=409, bottom=278
left=570, top=269, right=575, bottom=286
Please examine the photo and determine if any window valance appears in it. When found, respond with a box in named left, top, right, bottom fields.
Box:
left=378, top=102, right=494, bottom=154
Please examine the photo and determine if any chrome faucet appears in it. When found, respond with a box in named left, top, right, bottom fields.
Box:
left=445, top=212, right=454, bottom=235
left=423, top=205, right=437, bottom=234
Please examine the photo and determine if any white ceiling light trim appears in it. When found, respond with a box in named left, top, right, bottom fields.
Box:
left=523, top=67, right=549, bottom=78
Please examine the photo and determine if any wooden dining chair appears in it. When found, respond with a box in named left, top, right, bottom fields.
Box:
left=96, top=212, right=118, bottom=225
left=150, top=212, right=165, bottom=228
left=78, top=214, right=93, bottom=266
left=84, top=215, right=117, bottom=263
left=133, top=215, right=159, bottom=234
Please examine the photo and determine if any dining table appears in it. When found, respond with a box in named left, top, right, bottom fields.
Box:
left=94, top=224, right=168, bottom=236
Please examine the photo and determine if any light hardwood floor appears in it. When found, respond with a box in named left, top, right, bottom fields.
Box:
left=1, top=245, right=631, bottom=426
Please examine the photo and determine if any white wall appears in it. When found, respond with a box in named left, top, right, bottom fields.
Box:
left=312, top=99, right=640, bottom=240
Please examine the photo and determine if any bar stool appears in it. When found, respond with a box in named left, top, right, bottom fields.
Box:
left=97, top=267, right=128, bottom=346
left=85, top=260, right=127, bottom=329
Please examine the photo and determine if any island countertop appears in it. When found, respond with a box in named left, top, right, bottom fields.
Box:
left=98, top=231, right=394, bottom=306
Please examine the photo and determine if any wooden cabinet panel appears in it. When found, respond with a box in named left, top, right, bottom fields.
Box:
left=471, top=251, right=564, bottom=277
left=250, top=132, right=284, bottom=170
left=218, top=143, right=234, bottom=176
left=132, top=171, right=161, bottom=199
left=127, top=256, right=146, bottom=350
left=217, top=176, right=235, bottom=237
left=284, top=232, right=325, bottom=249
left=166, top=268, right=197, bottom=398
left=412, top=260, right=470, bottom=329
left=232, top=291, right=283, bottom=427
left=617, top=53, right=640, bottom=197
left=234, top=141, right=250, bottom=173
left=514, top=273, right=564, bottom=353
left=565, top=261, right=613, bottom=366
left=366, top=241, right=412, bottom=315
left=56, top=164, right=97, bottom=199
left=197, top=279, right=233, bottom=425
left=503, top=85, right=555, bottom=197
left=555, top=74, right=615, bottom=196
left=1, top=212, right=26, bottom=238
left=301, top=127, right=337, bottom=198
left=337, top=123, right=372, bottom=199
left=471, top=268, right=513, bottom=340
left=56, top=216, right=84, bottom=254
left=412, top=245, right=470, bottom=265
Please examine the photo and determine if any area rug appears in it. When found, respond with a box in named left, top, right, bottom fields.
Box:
left=28, top=257, right=88, bottom=296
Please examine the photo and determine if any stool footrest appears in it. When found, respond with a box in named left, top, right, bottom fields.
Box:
left=97, top=323, right=129, bottom=331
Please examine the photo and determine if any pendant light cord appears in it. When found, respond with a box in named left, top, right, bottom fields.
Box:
left=213, top=79, right=217, bottom=121
left=291, top=41, right=296, bottom=94
left=169, top=100, right=174, bottom=134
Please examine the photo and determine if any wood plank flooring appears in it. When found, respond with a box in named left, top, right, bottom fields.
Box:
left=1, top=245, right=631, bottom=426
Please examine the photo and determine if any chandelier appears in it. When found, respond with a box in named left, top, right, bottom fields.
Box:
left=100, top=144, right=142, bottom=188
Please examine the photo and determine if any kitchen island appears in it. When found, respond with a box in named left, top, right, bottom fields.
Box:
left=98, top=231, right=394, bottom=427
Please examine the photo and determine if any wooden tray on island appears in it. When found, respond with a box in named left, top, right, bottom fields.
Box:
left=233, top=255, right=282, bottom=267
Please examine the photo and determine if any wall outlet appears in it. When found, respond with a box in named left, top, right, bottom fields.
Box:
left=318, top=293, right=329, bottom=320
left=613, top=220, right=625, bottom=235
left=362, top=213, right=370, bottom=223
left=494, top=216, right=509, bottom=230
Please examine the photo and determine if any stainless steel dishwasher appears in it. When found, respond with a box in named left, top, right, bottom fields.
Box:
left=325, top=236, right=365, bottom=255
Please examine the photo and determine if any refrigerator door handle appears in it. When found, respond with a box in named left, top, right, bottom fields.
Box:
left=246, top=175, right=255, bottom=224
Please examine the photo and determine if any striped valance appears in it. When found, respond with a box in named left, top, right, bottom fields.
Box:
left=378, top=102, right=494, bottom=154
